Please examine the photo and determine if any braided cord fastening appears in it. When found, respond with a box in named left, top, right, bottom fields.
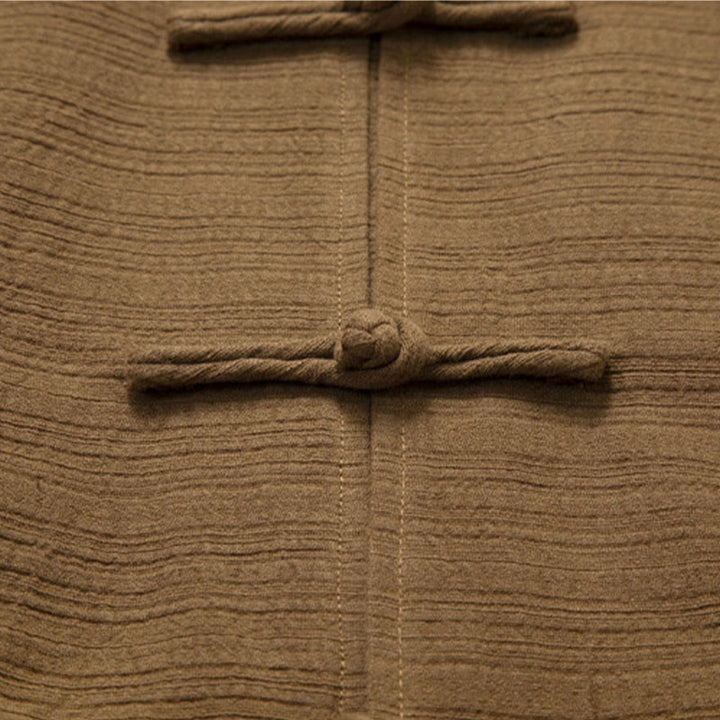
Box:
left=127, top=308, right=607, bottom=393
left=167, top=1, right=578, bottom=51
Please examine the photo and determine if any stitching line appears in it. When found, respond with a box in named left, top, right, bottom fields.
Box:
left=336, top=51, right=347, bottom=717
left=401, top=54, right=409, bottom=320
left=398, top=42, right=409, bottom=720
left=398, top=427, right=406, bottom=720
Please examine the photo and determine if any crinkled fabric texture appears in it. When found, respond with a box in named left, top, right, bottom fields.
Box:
left=1, top=3, right=719, bottom=720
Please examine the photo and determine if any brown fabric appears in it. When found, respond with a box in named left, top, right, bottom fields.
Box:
left=1, top=4, right=371, bottom=718
left=1, top=3, right=720, bottom=720
left=368, top=5, right=720, bottom=719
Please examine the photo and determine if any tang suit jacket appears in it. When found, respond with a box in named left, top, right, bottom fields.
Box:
left=1, top=2, right=719, bottom=719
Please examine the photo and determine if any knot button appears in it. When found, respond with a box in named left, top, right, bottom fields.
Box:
left=333, top=308, right=432, bottom=389
left=335, top=309, right=402, bottom=370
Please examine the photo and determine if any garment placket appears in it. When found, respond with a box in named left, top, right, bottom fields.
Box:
left=154, top=5, right=583, bottom=720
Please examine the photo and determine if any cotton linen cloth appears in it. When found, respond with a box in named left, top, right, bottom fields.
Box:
left=0, top=3, right=719, bottom=720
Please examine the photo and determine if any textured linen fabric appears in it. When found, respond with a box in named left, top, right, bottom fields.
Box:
left=1, top=3, right=719, bottom=720
left=369, top=6, right=720, bottom=718
left=1, top=4, right=372, bottom=718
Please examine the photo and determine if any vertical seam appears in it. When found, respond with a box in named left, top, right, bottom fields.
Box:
left=398, top=426, right=406, bottom=720
left=398, top=41, right=409, bottom=720
left=366, top=33, right=381, bottom=719
left=366, top=35, right=381, bottom=307
left=401, top=50, right=409, bottom=320
left=337, top=50, right=347, bottom=717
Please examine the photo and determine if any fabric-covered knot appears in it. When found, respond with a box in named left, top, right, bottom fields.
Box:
left=333, top=308, right=432, bottom=389
left=125, top=307, right=607, bottom=393
left=167, top=1, right=578, bottom=52
left=335, top=308, right=402, bottom=370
